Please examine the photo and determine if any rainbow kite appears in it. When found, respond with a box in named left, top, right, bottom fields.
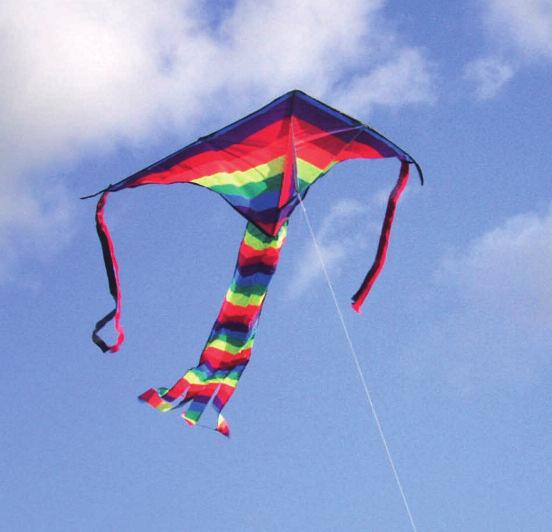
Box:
left=85, top=90, right=422, bottom=436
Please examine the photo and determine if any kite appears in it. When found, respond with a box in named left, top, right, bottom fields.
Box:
left=84, top=90, right=422, bottom=437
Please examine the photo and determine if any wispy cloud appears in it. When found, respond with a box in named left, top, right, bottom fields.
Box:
left=463, top=57, right=514, bottom=100
left=0, top=180, right=75, bottom=282
left=484, top=0, right=552, bottom=60
left=427, top=204, right=552, bottom=393
left=440, top=205, right=552, bottom=330
left=465, top=0, right=552, bottom=99
left=287, top=197, right=383, bottom=298
left=336, top=48, right=435, bottom=113
left=0, top=0, right=434, bottom=280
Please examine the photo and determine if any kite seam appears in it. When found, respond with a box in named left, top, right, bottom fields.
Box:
left=297, top=196, right=418, bottom=532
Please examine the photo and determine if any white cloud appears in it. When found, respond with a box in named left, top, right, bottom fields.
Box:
left=484, top=0, right=552, bottom=60
left=337, top=48, right=435, bottom=113
left=0, top=179, right=75, bottom=282
left=430, top=205, right=552, bottom=392
left=463, top=56, right=514, bottom=100
left=0, top=0, right=434, bottom=279
left=441, top=206, right=552, bottom=331
left=466, top=0, right=552, bottom=98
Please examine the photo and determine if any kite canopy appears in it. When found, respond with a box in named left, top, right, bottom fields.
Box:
left=85, top=90, right=423, bottom=434
left=86, top=90, right=421, bottom=236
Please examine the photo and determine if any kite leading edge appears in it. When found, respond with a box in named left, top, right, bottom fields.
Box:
left=84, top=89, right=423, bottom=436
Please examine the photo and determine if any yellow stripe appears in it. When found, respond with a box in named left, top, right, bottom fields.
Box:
left=191, top=156, right=285, bottom=188
left=184, top=372, right=224, bottom=386
left=181, top=371, right=240, bottom=387
left=244, top=224, right=287, bottom=250
left=222, top=374, right=239, bottom=387
left=297, top=158, right=337, bottom=185
left=225, top=290, right=266, bottom=307
left=191, top=155, right=334, bottom=193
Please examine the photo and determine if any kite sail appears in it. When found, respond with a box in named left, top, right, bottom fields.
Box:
left=84, top=89, right=422, bottom=436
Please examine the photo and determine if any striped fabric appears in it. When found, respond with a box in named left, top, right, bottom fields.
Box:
left=138, top=222, right=287, bottom=436
left=107, top=90, right=421, bottom=237
left=86, top=90, right=422, bottom=435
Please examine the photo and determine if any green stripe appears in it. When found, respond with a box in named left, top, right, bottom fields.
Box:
left=207, top=336, right=255, bottom=354
left=228, top=282, right=268, bottom=297
left=223, top=372, right=240, bottom=386
left=208, top=174, right=282, bottom=198
left=181, top=368, right=242, bottom=387
left=244, top=223, right=287, bottom=250
left=208, top=331, right=256, bottom=349
left=296, top=158, right=337, bottom=191
left=192, top=156, right=336, bottom=198
left=183, top=410, right=201, bottom=422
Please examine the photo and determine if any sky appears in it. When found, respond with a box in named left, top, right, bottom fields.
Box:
left=1, top=1, right=551, bottom=530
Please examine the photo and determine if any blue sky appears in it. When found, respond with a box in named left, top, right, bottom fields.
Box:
left=1, top=1, right=551, bottom=531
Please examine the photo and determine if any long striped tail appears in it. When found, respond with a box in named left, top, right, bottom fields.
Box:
left=139, top=221, right=288, bottom=436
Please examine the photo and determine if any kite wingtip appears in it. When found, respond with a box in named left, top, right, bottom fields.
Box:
left=412, top=161, right=424, bottom=186
left=80, top=191, right=103, bottom=200
left=351, top=301, right=362, bottom=314
left=80, top=185, right=113, bottom=200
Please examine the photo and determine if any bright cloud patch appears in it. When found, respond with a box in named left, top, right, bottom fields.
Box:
left=441, top=206, right=552, bottom=330
left=0, top=0, right=434, bottom=279
left=467, top=0, right=552, bottom=98
left=429, top=205, right=552, bottom=393
left=485, top=0, right=552, bottom=59
left=0, top=179, right=75, bottom=282
left=463, top=57, right=514, bottom=100
left=336, top=48, right=435, bottom=112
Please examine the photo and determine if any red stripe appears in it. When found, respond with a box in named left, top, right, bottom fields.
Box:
left=217, top=384, right=236, bottom=404
left=214, top=383, right=235, bottom=406
left=294, top=118, right=382, bottom=167
left=139, top=388, right=164, bottom=408
left=127, top=116, right=387, bottom=189
left=200, top=347, right=252, bottom=369
left=130, top=121, right=289, bottom=186
left=182, top=382, right=220, bottom=399
left=279, top=120, right=296, bottom=208
left=238, top=243, right=282, bottom=268
left=164, top=378, right=189, bottom=401
left=217, top=302, right=261, bottom=325
left=216, top=417, right=230, bottom=437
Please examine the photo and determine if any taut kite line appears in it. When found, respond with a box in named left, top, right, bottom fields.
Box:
left=84, top=90, right=422, bottom=437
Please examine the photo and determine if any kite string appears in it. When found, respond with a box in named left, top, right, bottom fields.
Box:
left=297, top=196, right=418, bottom=532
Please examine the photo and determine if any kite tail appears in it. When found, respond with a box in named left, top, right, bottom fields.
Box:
left=139, top=221, right=288, bottom=436
left=92, top=192, right=125, bottom=353
left=351, top=160, right=410, bottom=313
